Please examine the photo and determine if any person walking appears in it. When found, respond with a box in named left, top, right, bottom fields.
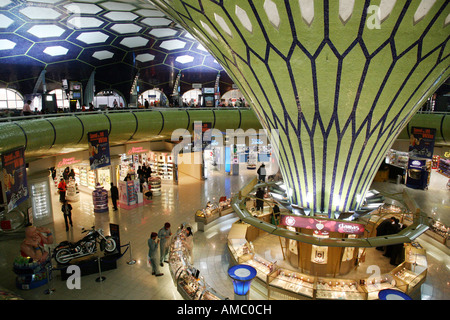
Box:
left=158, top=222, right=172, bottom=267
left=148, top=232, right=163, bottom=276
left=257, top=163, right=266, bottom=182
left=58, top=178, right=67, bottom=202
left=61, top=200, right=73, bottom=231
left=110, top=182, right=119, bottom=211
left=255, top=187, right=265, bottom=212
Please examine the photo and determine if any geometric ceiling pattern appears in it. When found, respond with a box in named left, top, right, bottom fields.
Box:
left=151, top=0, right=450, bottom=216
left=0, top=0, right=233, bottom=101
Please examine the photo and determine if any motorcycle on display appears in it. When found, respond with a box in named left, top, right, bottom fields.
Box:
left=53, top=226, right=117, bottom=265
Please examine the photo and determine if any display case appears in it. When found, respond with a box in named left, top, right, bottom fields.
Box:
left=311, top=231, right=329, bottom=264
left=219, top=197, right=233, bottom=216
left=243, top=254, right=276, bottom=282
left=87, top=170, right=96, bottom=189
left=392, top=262, right=427, bottom=294
left=362, top=273, right=407, bottom=300
left=386, top=149, right=409, bottom=168
left=426, top=218, right=449, bottom=245
left=316, top=277, right=367, bottom=300
left=195, top=203, right=220, bottom=224
left=157, top=154, right=174, bottom=182
left=176, top=267, right=202, bottom=300
left=149, top=177, right=161, bottom=196
left=65, top=178, right=79, bottom=201
left=404, top=242, right=427, bottom=267
left=30, top=180, right=53, bottom=225
left=267, top=268, right=315, bottom=299
left=227, top=238, right=254, bottom=263
left=79, top=167, right=88, bottom=187
left=92, top=184, right=108, bottom=213
left=197, top=284, right=227, bottom=300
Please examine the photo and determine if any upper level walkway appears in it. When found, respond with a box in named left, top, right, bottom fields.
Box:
left=0, top=108, right=448, bottom=162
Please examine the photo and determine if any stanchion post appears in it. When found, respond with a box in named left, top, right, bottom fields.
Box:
left=127, top=242, right=136, bottom=265
left=44, top=263, right=55, bottom=295
left=95, top=256, right=106, bottom=282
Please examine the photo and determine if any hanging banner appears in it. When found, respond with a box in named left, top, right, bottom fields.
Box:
left=408, top=127, right=436, bottom=159
left=280, top=215, right=365, bottom=235
left=1, top=147, right=28, bottom=212
left=88, top=130, right=111, bottom=170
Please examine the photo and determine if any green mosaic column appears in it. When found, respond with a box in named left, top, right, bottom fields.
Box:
left=152, top=0, right=449, bottom=216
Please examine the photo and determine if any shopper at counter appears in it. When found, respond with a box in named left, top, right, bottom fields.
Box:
left=185, top=227, right=194, bottom=263
left=255, top=188, right=265, bottom=212
left=158, top=222, right=172, bottom=267
left=148, top=232, right=163, bottom=277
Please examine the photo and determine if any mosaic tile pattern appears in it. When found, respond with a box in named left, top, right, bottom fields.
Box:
left=0, top=0, right=233, bottom=98
left=151, top=0, right=450, bottom=216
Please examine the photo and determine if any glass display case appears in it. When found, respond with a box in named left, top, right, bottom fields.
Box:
left=362, top=273, right=407, bottom=300
left=219, top=197, right=233, bottom=216
left=149, top=177, right=161, bottom=196
left=194, top=203, right=220, bottom=224
left=176, top=267, right=202, bottom=300
left=392, top=262, right=427, bottom=293
left=316, top=277, right=367, bottom=300
left=267, top=268, right=315, bottom=299
left=405, top=242, right=427, bottom=267
left=227, top=238, right=254, bottom=263
left=243, top=254, right=276, bottom=282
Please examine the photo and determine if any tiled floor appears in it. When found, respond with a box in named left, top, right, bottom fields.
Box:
left=0, top=167, right=449, bottom=300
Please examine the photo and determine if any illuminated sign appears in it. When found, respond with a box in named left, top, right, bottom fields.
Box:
left=57, top=157, right=82, bottom=168
left=127, top=146, right=149, bottom=155
left=281, top=215, right=365, bottom=235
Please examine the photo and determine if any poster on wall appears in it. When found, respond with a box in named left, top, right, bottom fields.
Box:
left=409, top=127, right=436, bottom=159
left=1, top=147, right=28, bottom=212
left=88, top=130, right=111, bottom=170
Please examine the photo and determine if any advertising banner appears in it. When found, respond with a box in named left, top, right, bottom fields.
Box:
left=1, top=147, right=28, bottom=211
left=88, top=130, right=111, bottom=170
left=280, top=215, right=365, bottom=235
left=408, top=127, right=436, bottom=159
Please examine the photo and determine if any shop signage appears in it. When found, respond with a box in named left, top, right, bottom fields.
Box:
left=127, top=146, right=149, bottom=155
left=126, top=142, right=150, bottom=155
left=280, top=215, right=365, bottom=235
left=1, top=147, right=28, bottom=212
left=57, top=156, right=82, bottom=168
left=87, top=130, right=111, bottom=170
left=408, top=127, right=436, bottom=159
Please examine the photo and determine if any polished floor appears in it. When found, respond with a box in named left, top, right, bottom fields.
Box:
left=0, top=167, right=449, bottom=300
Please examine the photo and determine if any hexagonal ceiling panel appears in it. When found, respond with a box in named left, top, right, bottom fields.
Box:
left=0, top=0, right=234, bottom=102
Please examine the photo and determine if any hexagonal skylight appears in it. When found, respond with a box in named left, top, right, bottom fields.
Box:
left=43, top=46, right=68, bottom=56
left=110, top=23, right=142, bottom=34
left=20, top=7, right=62, bottom=20
left=175, top=55, right=194, bottom=64
left=149, top=28, right=177, bottom=38
left=67, top=17, right=104, bottom=29
left=28, top=24, right=65, bottom=38
left=100, top=1, right=135, bottom=11
left=0, top=39, right=16, bottom=50
left=141, top=17, right=171, bottom=27
left=159, top=39, right=186, bottom=50
left=76, top=31, right=109, bottom=44
left=135, top=53, right=155, bottom=63
left=0, top=14, right=14, bottom=29
left=119, top=36, right=148, bottom=48
left=0, top=0, right=12, bottom=8
left=64, top=3, right=102, bottom=15
left=92, top=50, right=114, bottom=60
left=104, top=11, right=138, bottom=21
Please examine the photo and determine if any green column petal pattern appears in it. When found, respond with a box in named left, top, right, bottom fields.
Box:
left=150, top=0, right=450, bottom=216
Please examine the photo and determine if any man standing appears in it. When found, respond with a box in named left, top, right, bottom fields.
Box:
left=158, top=222, right=172, bottom=267
left=22, top=100, right=32, bottom=116
left=110, top=182, right=119, bottom=211
left=61, top=200, right=73, bottom=232
left=257, top=163, right=266, bottom=182
left=148, top=232, right=163, bottom=276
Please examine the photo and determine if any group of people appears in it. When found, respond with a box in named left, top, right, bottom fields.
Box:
left=147, top=222, right=194, bottom=277
left=376, top=216, right=406, bottom=265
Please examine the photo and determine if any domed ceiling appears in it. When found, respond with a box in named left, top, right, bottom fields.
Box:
left=0, top=0, right=234, bottom=101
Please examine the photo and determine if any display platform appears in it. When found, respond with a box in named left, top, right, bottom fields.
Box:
left=57, top=253, right=119, bottom=280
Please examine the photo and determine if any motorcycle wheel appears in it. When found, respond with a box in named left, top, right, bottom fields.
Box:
left=101, top=237, right=117, bottom=253
left=54, top=248, right=72, bottom=264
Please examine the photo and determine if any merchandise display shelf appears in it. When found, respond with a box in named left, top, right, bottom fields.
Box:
left=168, top=227, right=227, bottom=300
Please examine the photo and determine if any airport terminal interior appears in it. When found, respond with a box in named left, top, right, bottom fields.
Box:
left=0, top=0, right=449, bottom=301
